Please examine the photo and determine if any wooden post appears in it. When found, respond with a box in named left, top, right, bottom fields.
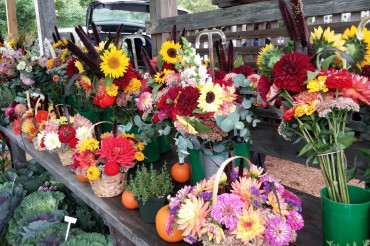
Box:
left=34, top=0, right=57, bottom=55
left=149, top=0, right=178, bottom=56
left=5, top=0, right=18, bottom=35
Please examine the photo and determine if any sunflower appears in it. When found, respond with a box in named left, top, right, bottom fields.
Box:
left=342, top=26, right=370, bottom=67
left=310, top=27, right=345, bottom=60
left=100, top=46, right=130, bottom=79
left=257, top=44, right=283, bottom=77
left=154, top=69, right=175, bottom=84
left=159, top=41, right=182, bottom=64
left=198, top=82, right=226, bottom=113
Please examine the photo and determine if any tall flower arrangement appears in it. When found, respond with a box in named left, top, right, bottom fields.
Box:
left=257, top=0, right=370, bottom=203
left=167, top=160, right=304, bottom=245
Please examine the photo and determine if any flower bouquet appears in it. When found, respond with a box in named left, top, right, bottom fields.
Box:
left=167, top=156, right=304, bottom=245
left=60, top=25, right=142, bottom=124
left=257, top=0, right=370, bottom=204
left=71, top=120, right=145, bottom=197
left=36, top=106, right=91, bottom=166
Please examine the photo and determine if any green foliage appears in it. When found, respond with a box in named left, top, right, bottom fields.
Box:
left=55, top=0, right=85, bottom=28
left=126, top=163, right=173, bottom=205
left=0, top=138, right=11, bottom=172
left=61, top=232, right=112, bottom=246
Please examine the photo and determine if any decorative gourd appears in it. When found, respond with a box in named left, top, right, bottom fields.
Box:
left=121, top=190, right=139, bottom=209
left=155, top=205, right=184, bottom=242
left=76, top=173, right=89, bottom=183
left=171, top=162, right=191, bottom=183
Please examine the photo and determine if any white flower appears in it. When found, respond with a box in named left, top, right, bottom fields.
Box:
left=76, top=126, right=92, bottom=142
left=36, top=131, right=45, bottom=146
left=16, top=61, right=26, bottom=71
left=31, top=56, right=39, bottom=61
left=194, top=55, right=202, bottom=66
left=25, top=66, right=33, bottom=73
left=44, top=132, right=61, bottom=151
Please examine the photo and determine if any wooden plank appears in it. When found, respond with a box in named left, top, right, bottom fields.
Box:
left=5, top=0, right=18, bottom=35
left=147, top=0, right=369, bottom=34
left=1, top=125, right=326, bottom=246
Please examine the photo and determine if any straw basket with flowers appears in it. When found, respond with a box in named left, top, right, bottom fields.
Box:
left=166, top=156, right=304, bottom=245
left=71, top=120, right=145, bottom=197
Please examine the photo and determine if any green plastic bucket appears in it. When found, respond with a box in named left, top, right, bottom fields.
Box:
left=321, top=185, right=370, bottom=245
left=188, top=148, right=205, bottom=184
left=234, top=142, right=250, bottom=167
left=137, top=197, right=167, bottom=223
left=143, top=137, right=160, bottom=163
left=100, top=108, right=113, bottom=133
left=159, top=134, right=171, bottom=153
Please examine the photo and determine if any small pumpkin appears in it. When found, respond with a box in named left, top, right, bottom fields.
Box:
left=155, top=205, right=184, bottom=242
left=121, top=190, right=139, bottom=209
left=76, top=173, right=89, bottom=183
left=171, top=162, right=191, bottom=183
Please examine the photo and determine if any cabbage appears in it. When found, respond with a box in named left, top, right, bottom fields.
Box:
left=62, top=232, right=112, bottom=246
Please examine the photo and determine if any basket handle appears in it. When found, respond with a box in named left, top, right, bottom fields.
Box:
left=211, top=156, right=253, bottom=207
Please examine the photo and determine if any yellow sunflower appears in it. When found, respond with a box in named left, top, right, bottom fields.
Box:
left=198, top=82, right=226, bottom=113
left=257, top=44, right=283, bottom=76
left=159, top=41, right=182, bottom=64
left=100, top=46, right=130, bottom=79
left=154, top=69, right=175, bottom=84
left=310, top=27, right=345, bottom=50
left=124, top=78, right=141, bottom=93
left=343, top=26, right=370, bottom=67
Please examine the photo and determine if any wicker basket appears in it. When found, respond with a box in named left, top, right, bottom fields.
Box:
left=32, top=137, right=46, bottom=151
left=90, top=172, right=128, bottom=197
left=57, top=148, right=75, bottom=166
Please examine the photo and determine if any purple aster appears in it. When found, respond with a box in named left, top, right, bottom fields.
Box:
left=198, top=192, right=212, bottom=201
left=231, top=170, right=238, bottom=179
left=251, top=186, right=261, bottom=196
left=184, top=235, right=197, bottom=244
left=211, top=193, right=244, bottom=230
left=262, top=194, right=268, bottom=203
left=287, top=210, right=304, bottom=231
left=253, top=198, right=260, bottom=207
left=265, top=217, right=292, bottom=246
left=15, top=49, right=22, bottom=59
left=166, top=214, right=175, bottom=235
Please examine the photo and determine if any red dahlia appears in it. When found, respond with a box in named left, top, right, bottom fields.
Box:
left=362, top=65, right=370, bottom=79
left=65, top=58, right=79, bottom=77
left=213, top=79, right=233, bottom=87
left=113, top=68, right=136, bottom=90
left=232, top=65, right=255, bottom=78
left=174, top=86, right=200, bottom=117
left=99, top=135, right=136, bottom=167
left=214, top=70, right=227, bottom=80
left=161, top=62, right=176, bottom=72
left=58, top=126, right=76, bottom=144
left=104, top=161, right=120, bottom=176
left=272, top=52, right=315, bottom=92
left=257, top=75, right=272, bottom=101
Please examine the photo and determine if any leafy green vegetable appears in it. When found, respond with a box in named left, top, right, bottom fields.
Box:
left=62, top=232, right=112, bottom=246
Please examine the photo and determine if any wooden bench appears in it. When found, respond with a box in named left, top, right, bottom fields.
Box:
left=0, top=124, right=323, bottom=246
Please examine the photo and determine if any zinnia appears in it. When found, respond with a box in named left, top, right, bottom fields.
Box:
left=265, top=217, right=292, bottom=246
left=104, top=161, right=120, bottom=176
left=272, top=52, right=315, bottom=92
left=211, top=193, right=244, bottom=230
left=35, top=110, right=48, bottom=123
left=58, top=126, right=76, bottom=144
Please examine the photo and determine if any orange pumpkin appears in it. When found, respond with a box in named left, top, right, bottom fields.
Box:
left=121, top=190, right=139, bottom=209
left=155, top=205, right=184, bottom=242
left=171, top=162, right=191, bottom=183
left=76, top=173, right=89, bottom=183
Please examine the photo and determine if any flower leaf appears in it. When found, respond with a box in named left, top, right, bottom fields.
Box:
left=305, top=70, right=320, bottom=84
left=220, top=119, right=234, bottom=132
left=193, top=119, right=212, bottom=133
left=321, top=54, right=337, bottom=71
left=156, top=55, right=164, bottom=71
left=213, top=144, right=225, bottom=153
left=233, top=57, right=243, bottom=68
left=337, top=135, right=357, bottom=149
left=104, top=76, right=114, bottom=87
left=298, top=143, right=313, bottom=157
left=152, top=84, right=162, bottom=98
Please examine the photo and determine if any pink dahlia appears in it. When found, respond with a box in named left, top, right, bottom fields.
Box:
left=211, top=193, right=244, bottom=230
left=265, top=217, right=292, bottom=246
left=99, top=135, right=136, bottom=167
left=287, top=210, right=304, bottom=230
left=272, top=52, right=315, bottom=92
left=340, top=74, right=370, bottom=105
left=14, top=104, right=27, bottom=116
left=73, top=115, right=92, bottom=129
left=137, top=92, right=153, bottom=112
left=43, top=120, right=60, bottom=134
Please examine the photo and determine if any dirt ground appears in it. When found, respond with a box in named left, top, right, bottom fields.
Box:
left=265, top=155, right=363, bottom=197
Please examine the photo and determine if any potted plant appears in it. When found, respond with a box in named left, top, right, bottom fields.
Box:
left=126, top=163, right=173, bottom=223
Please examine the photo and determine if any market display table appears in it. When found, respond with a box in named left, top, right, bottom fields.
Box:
left=0, top=125, right=323, bottom=246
